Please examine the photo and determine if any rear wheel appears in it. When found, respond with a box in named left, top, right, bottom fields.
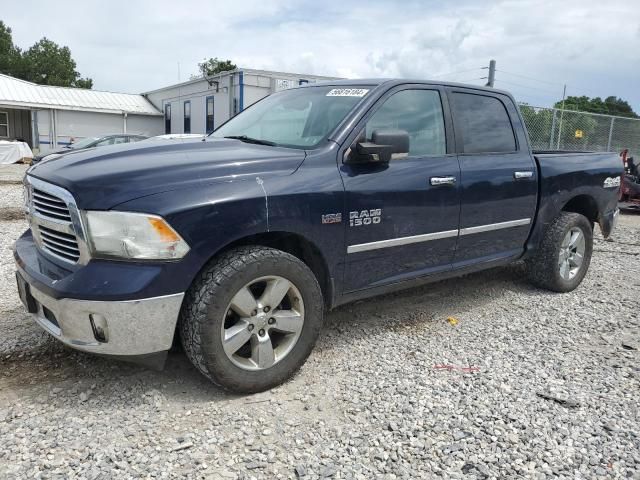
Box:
left=179, top=246, right=323, bottom=393
left=525, top=212, right=593, bottom=292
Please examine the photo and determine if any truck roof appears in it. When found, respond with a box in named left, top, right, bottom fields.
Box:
left=308, top=78, right=513, bottom=97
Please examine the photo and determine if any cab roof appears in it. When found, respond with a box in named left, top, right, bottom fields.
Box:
left=307, top=78, right=513, bottom=98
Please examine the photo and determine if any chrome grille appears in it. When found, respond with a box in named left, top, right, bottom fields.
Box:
left=26, top=176, right=88, bottom=265
left=32, top=188, right=72, bottom=222
left=38, top=225, right=81, bottom=262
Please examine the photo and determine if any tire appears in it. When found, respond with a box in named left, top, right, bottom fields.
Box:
left=525, top=212, right=593, bottom=292
left=179, top=246, right=323, bottom=393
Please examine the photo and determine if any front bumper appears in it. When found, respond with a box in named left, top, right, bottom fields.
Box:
left=25, top=281, right=184, bottom=357
left=14, top=227, right=186, bottom=365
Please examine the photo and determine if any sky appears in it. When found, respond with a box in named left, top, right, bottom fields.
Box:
left=3, top=0, right=640, bottom=110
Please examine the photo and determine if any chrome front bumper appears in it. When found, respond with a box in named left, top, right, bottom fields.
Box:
left=28, top=284, right=184, bottom=357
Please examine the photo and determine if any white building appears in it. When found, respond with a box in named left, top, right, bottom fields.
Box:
left=0, top=73, right=163, bottom=154
left=0, top=68, right=340, bottom=155
left=144, top=68, right=340, bottom=136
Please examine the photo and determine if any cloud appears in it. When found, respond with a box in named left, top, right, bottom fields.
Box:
left=3, top=0, right=640, bottom=109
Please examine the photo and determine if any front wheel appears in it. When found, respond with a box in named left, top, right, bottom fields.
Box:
left=179, top=246, right=323, bottom=393
left=525, top=212, right=593, bottom=292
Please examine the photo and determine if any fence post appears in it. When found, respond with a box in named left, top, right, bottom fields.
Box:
left=607, top=117, right=615, bottom=152
left=557, top=108, right=565, bottom=150
left=549, top=109, right=557, bottom=149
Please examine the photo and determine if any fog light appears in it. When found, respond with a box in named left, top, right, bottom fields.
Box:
left=90, top=314, right=109, bottom=343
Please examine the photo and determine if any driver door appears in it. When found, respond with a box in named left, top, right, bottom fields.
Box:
left=339, top=87, right=461, bottom=292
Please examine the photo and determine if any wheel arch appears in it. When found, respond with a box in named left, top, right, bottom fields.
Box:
left=198, top=231, right=334, bottom=309
left=561, top=194, right=599, bottom=225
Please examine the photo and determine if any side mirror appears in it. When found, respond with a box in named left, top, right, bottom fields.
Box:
left=347, top=129, right=410, bottom=164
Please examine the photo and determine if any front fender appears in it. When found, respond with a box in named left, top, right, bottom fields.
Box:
left=115, top=177, right=272, bottom=286
left=114, top=161, right=346, bottom=298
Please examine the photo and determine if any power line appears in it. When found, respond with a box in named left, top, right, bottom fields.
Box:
left=457, top=77, right=488, bottom=83
left=496, top=69, right=563, bottom=87
left=497, top=68, right=616, bottom=100
left=494, top=79, right=561, bottom=96
left=501, top=86, right=560, bottom=105
left=430, top=67, right=483, bottom=78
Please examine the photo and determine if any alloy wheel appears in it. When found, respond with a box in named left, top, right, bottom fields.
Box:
left=221, top=276, right=305, bottom=371
left=558, top=227, right=586, bottom=281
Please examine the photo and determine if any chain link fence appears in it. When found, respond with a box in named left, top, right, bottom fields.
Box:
left=519, top=105, right=640, bottom=157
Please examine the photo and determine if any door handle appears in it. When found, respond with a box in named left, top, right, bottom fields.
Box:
left=430, top=176, right=457, bottom=186
left=514, top=171, right=534, bottom=179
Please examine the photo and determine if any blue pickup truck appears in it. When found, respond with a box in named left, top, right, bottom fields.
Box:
left=15, top=80, right=621, bottom=392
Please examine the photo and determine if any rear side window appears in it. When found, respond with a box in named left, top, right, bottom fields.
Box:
left=452, top=93, right=516, bottom=153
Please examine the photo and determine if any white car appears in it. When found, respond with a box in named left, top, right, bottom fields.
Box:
left=146, top=134, right=206, bottom=141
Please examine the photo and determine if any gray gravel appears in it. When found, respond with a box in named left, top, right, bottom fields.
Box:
left=0, top=183, right=25, bottom=221
left=0, top=182, right=638, bottom=479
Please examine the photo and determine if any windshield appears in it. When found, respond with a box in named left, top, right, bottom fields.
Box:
left=69, top=137, right=100, bottom=149
left=212, top=86, right=372, bottom=149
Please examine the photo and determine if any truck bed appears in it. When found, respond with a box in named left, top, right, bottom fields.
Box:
left=529, top=150, right=621, bottom=243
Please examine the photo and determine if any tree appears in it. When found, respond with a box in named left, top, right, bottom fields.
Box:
left=0, top=21, right=23, bottom=78
left=196, top=57, right=236, bottom=78
left=74, top=77, right=93, bottom=89
left=22, top=38, right=92, bottom=88
left=519, top=104, right=555, bottom=149
left=603, top=96, right=638, bottom=118
left=0, top=21, right=92, bottom=89
left=554, top=95, right=638, bottom=118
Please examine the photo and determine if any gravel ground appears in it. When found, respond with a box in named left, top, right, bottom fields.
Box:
left=0, top=183, right=638, bottom=479
left=0, top=184, right=25, bottom=220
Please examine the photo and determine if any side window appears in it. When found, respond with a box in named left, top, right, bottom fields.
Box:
left=184, top=101, right=191, bottom=134
left=164, top=104, right=171, bottom=134
left=365, top=89, right=446, bottom=157
left=452, top=93, right=516, bottom=153
left=0, top=111, right=8, bottom=137
left=94, top=137, right=115, bottom=147
left=206, top=96, right=215, bottom=134
left=113, top=136, right=127, bottom=145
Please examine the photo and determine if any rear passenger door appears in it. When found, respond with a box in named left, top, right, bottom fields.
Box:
left=448, top=89, right=538, bottom=266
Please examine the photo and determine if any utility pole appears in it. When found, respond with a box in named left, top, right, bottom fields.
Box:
left=556, top=84, right=567, bottom=149
left=485, top=59, right=496, bottom=87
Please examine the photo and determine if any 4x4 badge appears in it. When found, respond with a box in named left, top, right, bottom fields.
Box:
left=321, top=213, right=342, bottom=224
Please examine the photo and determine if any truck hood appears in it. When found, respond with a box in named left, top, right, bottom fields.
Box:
left=27, top=138, right=306, bottom=209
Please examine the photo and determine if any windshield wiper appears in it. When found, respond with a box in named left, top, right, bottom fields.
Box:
left=224, top=135, right=276, bottom=146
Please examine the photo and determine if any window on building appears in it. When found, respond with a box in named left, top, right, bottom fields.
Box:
left=206, top=96, right=215, bottom=134
left=164, top=104, right=171, bottom=134
left=184, top=101, right=191, bottom=134
left=299, top=79, right=309, bottom=85
left=364, top=89, right=446, bottom=157
left=451, top=93, right=516, bottom=153
left=0, top=112, right=8, bottom=137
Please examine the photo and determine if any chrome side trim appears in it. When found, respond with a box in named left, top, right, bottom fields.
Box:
left=347, top=229, right=459, bottom=254
left=346, top=218, right=532, bottom=253
left=459, top=218, right=531, bottom=236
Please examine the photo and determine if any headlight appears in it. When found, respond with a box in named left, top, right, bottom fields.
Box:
left=85, top=211, right=190, bottom=260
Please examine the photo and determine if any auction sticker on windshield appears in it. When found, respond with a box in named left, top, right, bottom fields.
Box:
left=326, top=88, right=369, bottom=97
